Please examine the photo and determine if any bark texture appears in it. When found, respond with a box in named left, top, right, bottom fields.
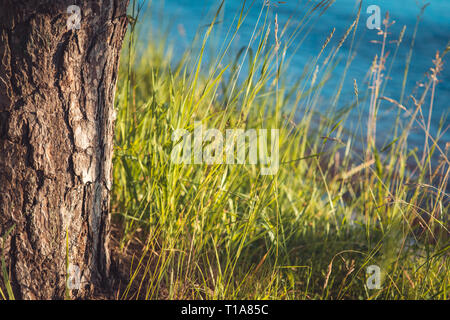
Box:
left=0, top=0, right=129, bottom=299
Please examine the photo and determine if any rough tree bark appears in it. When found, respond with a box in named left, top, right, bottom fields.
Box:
left=0, top=0, right=129, bottom=299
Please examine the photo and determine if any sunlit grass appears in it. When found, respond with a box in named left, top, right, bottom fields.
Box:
left=111, top=0, right=449, bottom=300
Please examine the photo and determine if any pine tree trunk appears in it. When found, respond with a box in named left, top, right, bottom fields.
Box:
left=0, top=0, right=129, bottom=299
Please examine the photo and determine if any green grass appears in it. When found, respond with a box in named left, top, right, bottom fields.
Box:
left=111, top=1, right=449, bottom=299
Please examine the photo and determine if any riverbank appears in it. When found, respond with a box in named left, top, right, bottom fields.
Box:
left=108, top=1, right=449, bottom=299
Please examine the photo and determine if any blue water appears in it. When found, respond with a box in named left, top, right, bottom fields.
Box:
left=139, top=0, right=449, bottom=151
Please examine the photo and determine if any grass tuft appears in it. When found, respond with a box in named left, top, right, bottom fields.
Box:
left=110, top=0, right=449, bottom=300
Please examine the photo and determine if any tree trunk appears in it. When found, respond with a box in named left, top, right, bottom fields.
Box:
left=0, top=0, right=129, bottom=299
